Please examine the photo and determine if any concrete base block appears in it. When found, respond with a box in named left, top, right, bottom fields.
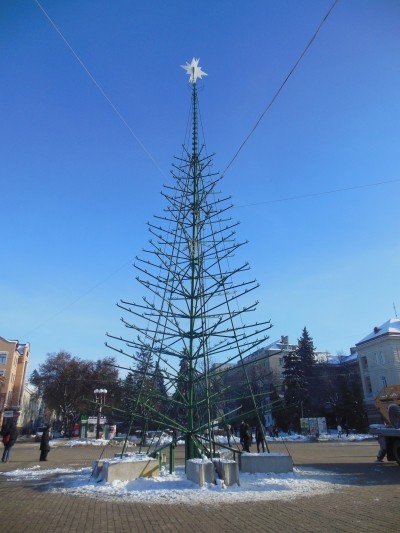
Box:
left=213, top=459, right=240, bottom=486
left=93, top=457, right=159, bottom=482
left=186, top=459, right=214, bottom=486
left=240, top=453, right=293, bottom=474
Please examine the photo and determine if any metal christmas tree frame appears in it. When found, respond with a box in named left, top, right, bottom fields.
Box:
left=106, top=58, right=272, bottom=461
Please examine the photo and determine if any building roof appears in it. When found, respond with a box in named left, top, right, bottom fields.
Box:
left=327, top=352, right=359, bottom=365
left=0, top=337, right=29, bottom=353
left=356, top=318, right=400, bottom=346
left=264, top=338, right=297, bottom=352
left=17, top=343, right=29, bottom=355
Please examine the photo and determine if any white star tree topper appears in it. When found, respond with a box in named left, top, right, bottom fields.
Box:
left=181, top=58, right=207, bottom=84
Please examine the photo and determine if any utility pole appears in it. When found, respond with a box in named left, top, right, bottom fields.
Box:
left=94, top=388, right=107, bottom=439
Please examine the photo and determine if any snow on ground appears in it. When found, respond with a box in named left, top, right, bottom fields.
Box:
left=59, top=431, right=373, bottom=448
left=0, top=464, right=342, bottom=505
left=63, top=438, right=110, bottom=447
left=2, top=433, right=373, bottom=504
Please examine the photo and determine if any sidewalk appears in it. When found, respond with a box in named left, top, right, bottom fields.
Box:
left=0, top=439, right=399, bottom=532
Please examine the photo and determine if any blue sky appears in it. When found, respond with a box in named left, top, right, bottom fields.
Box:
left=2, top=0, right=399, bottom=373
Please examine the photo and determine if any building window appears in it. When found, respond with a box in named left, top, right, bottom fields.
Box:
left=278, top=358, right=284, bottom=367
left=381, top=376, right=387, bottom=388
left=0, top=352, right=7, bottom=365
left=365, top=376, right=373, bottom=395
left=0, top=370, right=4, bottom=377
left=375, top=352, right=385, bottom=365
left=360, top=356, right=368, bottom=370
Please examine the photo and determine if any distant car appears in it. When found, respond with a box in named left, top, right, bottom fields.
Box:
left=35, top=426, right=52, bottom=442
left=113, top=432, right=142, bottom=444
left=144, top=431, right=172, bottom=445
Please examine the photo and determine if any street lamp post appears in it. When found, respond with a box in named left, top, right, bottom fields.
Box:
left=94, top=388, right=107, bottom=439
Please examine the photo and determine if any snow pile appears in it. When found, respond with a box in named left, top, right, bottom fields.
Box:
left=106, top=452, right=152, bottom=464
left=211, top=432, right=372, bottom=446
left=316, top=432, right=372, bottom=442
left=64, top=438, right=110, bottom=447
left=188, top=455, right=212, bottom=464
left=242, top=451, right=290, bottom=457
left=1, top=465, right=340, bottom=505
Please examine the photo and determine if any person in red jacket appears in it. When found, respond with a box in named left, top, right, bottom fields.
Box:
left=2, top=422, right=18, bottom=462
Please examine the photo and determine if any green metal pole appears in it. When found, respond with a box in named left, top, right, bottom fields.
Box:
left=169, top=443, right=175, bottom=474
left=187, top=81, right=199, bottom=461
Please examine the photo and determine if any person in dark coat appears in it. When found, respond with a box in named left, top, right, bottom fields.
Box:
left=2, top=423, right=18, bottom=462
left=239, top=421, right=246, bottom=450
left=255, top=423, right=266, bottom=453
left=40, top=425, right=51, bottom=461
left=242, top=422, right=252, bottom=453
left=225, top=423, right=232, bottom=447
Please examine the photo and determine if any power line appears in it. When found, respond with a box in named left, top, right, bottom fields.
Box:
left=222, top=0, right=340, bottom=177
left=233, top=178, right=400, bottom=208
left=34, top=0, right=167, bottom=180
left=23, top=259, right=133, bottom=338
left=22, top=175, right=398, bottom=340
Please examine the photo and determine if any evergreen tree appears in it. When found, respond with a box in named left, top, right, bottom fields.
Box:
left=154, top=363, right=168, bottom=398
left=297, top=327, right=316, bottom=415
left=123, top=349, right=154, bottom=428
left=336, top=363, right=368, bottom=432
left=122, top=349, right=169, bottom=431
left=282, top=349, right=306, bottom=429
left=282, top=328, right=317, bottom=429
left=122, top=372, right=136, bottom=419
left=171, top=356, right=190, bottom=426
left=297, top=327, right=316, bottom=371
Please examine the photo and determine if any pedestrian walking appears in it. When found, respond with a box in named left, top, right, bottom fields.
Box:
left=2, top=422, right=18, bottom=462
left=337, top=424, right=342, bottom=438
left=239, top=421, right=246, bottom=450
left=255, top=423, right=265, bottom=453
left=40, top=425, right=51, bottom=461
left=225, top=423, right=232, bottom=447
left=242, top=422, right=252, bottom=453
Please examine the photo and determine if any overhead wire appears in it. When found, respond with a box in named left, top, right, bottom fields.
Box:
left=34, top=0, right=167, bottom=180
left=233, top=178, right=400, bottom=209
left=222, top=0, right=340, bottom=177
left=23, top=259, right=133, bottom=338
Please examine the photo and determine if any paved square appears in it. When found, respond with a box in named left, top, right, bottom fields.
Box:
left=0, top=438, right=399, bottom=532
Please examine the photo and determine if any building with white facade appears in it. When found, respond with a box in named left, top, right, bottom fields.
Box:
left=355, top=318, right=400, bottom=423
left=18, top=384, right=43, bottom=434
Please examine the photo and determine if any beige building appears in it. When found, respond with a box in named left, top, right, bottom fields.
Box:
left=243, top=336, right=331, bottom=392
left=0, top=336, right=30, bottom=428
left=355, top=318, right=400, bottom=423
